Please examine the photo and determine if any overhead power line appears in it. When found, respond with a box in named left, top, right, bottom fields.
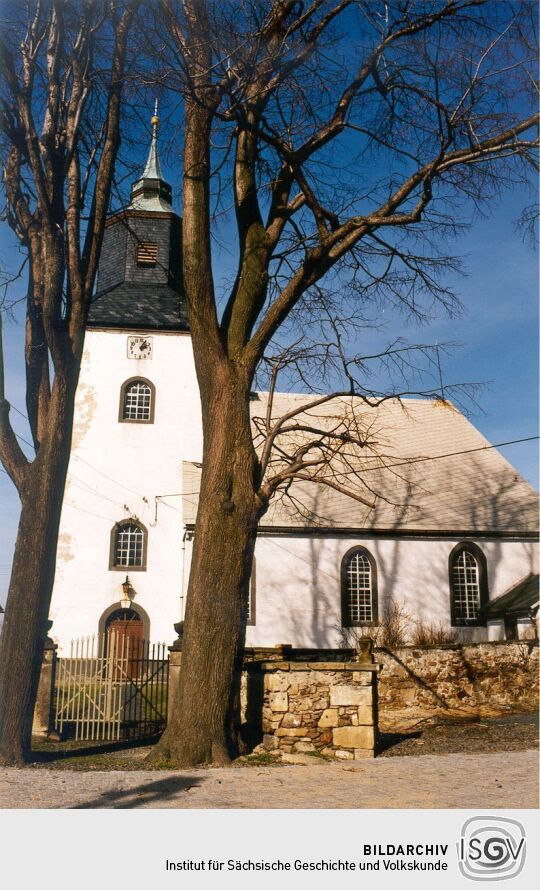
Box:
left=0, top=434, right=538, bottom=479
left=358, top=435, right=539, bottom=473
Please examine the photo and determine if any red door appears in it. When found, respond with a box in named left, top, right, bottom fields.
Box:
left=106, top=609, right=144, bottom=678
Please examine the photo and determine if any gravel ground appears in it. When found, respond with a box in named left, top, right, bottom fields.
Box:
left=26, top=710, right=539, bottom=769
left=378, top=711, right=539, bottom=757
left=0, top=713, right=536, bottom=810
left=0, top=750, right=537, bottom=809
left=0, top=712, right=535, bottom=810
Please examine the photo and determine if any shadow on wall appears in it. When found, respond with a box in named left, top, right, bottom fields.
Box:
left=259, top=439, right=537, bottom=650
left=243, top=669, right=264, bottom=750
left=253, top=445, right=539, bottom=718
left=373, top=640, right=539, bottom=716
left=264, top=488, right=341, bottom=649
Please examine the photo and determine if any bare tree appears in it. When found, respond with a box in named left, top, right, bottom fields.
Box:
left=0, top=0, right=139, bottom=765
left=144, top=0, right=538, bottom=768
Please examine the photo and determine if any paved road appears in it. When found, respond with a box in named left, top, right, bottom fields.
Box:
left=0, top=750, right=537, bottom=808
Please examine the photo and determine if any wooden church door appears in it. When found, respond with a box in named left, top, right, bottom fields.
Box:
left=105, top=609, right=144, bottom=678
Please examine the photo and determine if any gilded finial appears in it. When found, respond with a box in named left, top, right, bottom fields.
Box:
left=150, top=97, right=159, bottom=128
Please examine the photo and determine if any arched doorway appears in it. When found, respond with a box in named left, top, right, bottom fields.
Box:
left=105, top=608, right=144, bottom=678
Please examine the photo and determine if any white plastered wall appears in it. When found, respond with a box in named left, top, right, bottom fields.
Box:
left=237, top=535, right=538, bottom=648
left=50, top=326, right=538, bottom=653
left=49, top=328, right=202, bottom=653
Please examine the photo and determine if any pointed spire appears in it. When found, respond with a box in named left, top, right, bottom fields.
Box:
left=129, top=100, right=172, bottom=212
left=142, top=99, right=163, bottom=180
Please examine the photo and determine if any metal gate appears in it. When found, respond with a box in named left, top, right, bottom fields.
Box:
left=54, top=632, right=169, bottom=741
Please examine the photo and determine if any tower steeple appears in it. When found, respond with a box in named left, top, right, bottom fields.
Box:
left=90, top=99, right=186, bottom=331
left=129, top=101, right=173, bottom=211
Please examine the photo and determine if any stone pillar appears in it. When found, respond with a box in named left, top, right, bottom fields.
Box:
left=32, top=627, right=57, bottom=736
left=251, top=656, right=383, bottom=760
left=329, top=664, right=381, bottom=759
left=167, top=621, right=184, bottom=722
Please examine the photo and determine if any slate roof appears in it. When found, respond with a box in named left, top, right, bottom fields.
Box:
left=481, top=573, right=539, bottom=618
left=182, top=394, right=539, bottom=535
left=87, top=283, right=189, bottom=331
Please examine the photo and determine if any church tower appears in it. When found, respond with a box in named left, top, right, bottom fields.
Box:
left=49, top=109, right=202, bottom=652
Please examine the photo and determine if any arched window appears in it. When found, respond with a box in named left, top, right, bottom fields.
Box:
left=109, top=520, right=147, bottom=571
left=449, top=543, right=488, bottom=626
left=119, top=377, right=155, bottom=423
left=341, top=546, right=378, bottom=627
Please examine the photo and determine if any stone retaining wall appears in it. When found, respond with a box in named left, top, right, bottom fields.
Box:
left=244, top=661, right=381, bottom=759
left=377, top=641, right=538, bottom=714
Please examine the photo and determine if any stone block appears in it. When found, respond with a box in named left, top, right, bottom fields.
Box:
left=352, top=671, right=373, bottom=686
left=293, top=741, right=315, bottom=753
left=282, top=752, right=326, bottom=765
left=281, top=712, right=302, bottom=728
left=266, top=673, right=290, bottom=692
left=262, top=734, right=279, bottom=751
left=333, top=725, right=375, bottom=750
left=269, top=692, right=288, bottom=712
left=335, top=749, right=354, bottom=760
left=297, top=699, right=313, bottom=711
left=330, top=685, right=373, bottom=707
left=275, top=727, right=307, bottom=737
left=354, top=748, right=375, bottom=759
left=357, top=706, right=374, bottom=725
left=317, top=708, right=339, bottom=728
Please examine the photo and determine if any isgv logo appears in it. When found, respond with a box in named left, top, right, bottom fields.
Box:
left=458, top=816, right=526, bottom=881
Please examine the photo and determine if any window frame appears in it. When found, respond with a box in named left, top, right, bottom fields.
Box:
left=341, top=545, right=379, bottom=628
left=109, top=519, right=148, bottom=572
left=448, top=541, right=489, bottom=627
left=246, top=556, right=256, bottom=626
left=119, top=377, right=155, bottom=424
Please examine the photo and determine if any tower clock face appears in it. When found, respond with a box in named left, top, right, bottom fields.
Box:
left=127, top=335, right=153, bottom=359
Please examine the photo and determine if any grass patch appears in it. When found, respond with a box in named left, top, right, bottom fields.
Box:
left=234, top=751, right=282, bottom=767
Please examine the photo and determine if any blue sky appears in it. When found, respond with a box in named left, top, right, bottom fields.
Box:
left=0, top=141, right=538, bottom=607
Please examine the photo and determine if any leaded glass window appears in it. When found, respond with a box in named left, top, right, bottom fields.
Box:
left=342, top=547, right=378, bottom=626
left=449, top=542, right=491, bottom=626
left=122, top=380, right=152, bottom=422
left=114, top=523, right=144, bottom=567
left=452, top=550, right=480, bottom=621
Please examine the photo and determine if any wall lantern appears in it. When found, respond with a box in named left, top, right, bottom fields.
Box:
left=120, top=575, right=134, bottom=610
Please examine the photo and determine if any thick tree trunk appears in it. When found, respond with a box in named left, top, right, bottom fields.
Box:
left=0, top=376, right=75, bottom=765
left=149, top=378, right=261, bottom=767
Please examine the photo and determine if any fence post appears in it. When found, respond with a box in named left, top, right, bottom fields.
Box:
left=167, top=621, right=184, bottom=722
left=32, top=623, right=57, bottom=736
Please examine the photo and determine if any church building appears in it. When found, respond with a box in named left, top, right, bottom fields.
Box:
left=48, top=117, right=539, bottom=655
